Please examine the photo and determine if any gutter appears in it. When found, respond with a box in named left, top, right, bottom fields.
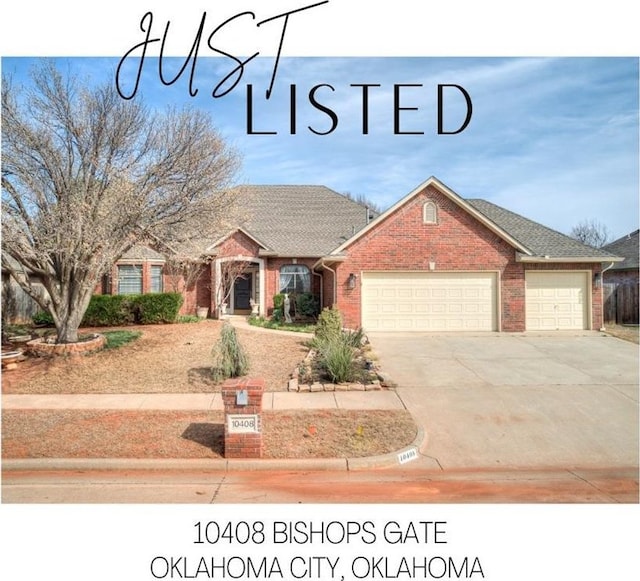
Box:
left=313, top=258, right=341, bottom=304
left=516, top=253, right=624, bottom=264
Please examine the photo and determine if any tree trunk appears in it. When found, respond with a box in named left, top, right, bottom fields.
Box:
left=55, top=308, right=85, bottom=344
left=51, top=281, right=95, bottom=344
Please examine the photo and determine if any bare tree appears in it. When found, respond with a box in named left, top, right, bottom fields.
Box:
left=1, top=61, right=241, bottom=343
left=342, top=191, right=383, bottom=215
left=570, top=219, right=612, bottom=248
left=164, top=256, right=209, bottom=294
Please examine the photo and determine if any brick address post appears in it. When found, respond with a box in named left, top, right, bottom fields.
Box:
left=221, top=377, right=265, bottom=459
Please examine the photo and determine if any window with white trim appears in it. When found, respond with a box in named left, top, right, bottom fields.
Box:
left=118, top=264, right=142, bottom=294
left=280, top=264, right=311, bottom=294
left=150, top=264, right=163, bottom=292
left=423, top=201, right=438, bottom=224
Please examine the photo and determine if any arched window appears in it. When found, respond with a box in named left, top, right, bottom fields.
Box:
left=280, top=264, right=311, bottom=294
left=423, top=201, right=438, bottom=224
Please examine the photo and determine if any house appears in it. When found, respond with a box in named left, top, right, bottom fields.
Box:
left=109, top=176, right=622, bottom=333
left=602, top=229, right=639, bottom=286
left=601, top=229, right=639, bottom=325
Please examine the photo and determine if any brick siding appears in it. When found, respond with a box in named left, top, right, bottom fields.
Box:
left=335, top=184, right=601, bottom=331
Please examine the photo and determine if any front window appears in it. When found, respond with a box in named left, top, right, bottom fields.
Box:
left=280, top=264, right=311, bottom=294
left=118, top=264, right=142, bottom=294
left=150, top=265, right=163, bottom=292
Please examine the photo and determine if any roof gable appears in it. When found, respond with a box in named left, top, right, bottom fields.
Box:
left=207, top=227, right=271, bottom=254
left=332, top=176, right=624, bottom=262
left=331, top=176, right=530, bottom=256
left=233, top=185, right=374, bottom=257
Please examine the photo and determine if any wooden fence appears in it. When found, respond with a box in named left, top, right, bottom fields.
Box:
left=1, top=274, right=43, bottom=325
left=603, top=282, right=639, bottom=325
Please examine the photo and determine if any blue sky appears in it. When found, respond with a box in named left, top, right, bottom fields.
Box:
left=3, top=56, right=638, bottom=240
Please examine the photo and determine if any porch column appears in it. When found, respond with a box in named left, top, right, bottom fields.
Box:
left=258, top=258, right=266, bottom=317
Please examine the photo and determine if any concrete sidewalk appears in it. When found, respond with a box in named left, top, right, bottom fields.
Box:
left=2, top=390, right=406, bottom=411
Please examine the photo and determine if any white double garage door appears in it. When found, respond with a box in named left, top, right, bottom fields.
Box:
left=361, top=271, right=589, bottom=332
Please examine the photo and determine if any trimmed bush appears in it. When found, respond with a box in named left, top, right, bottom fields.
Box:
left=133, top=292, right=183, bottom=324
left=273, top=293, right=285, bottom=310
left=82, top=295, right=134, bottom=326
left=211, top=322, right=250, bottom=381
left=295, top=292, right=320, bottom=319
left=314, top=306, right=343, bottom=344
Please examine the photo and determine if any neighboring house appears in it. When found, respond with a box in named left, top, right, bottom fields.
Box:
left=107, top=176, right=621, bottom=333
left=1, top=256, right=46, bottom=325
left=601, top=230, right=639, bottom=325
left=602, top=230, right=639, bottom=286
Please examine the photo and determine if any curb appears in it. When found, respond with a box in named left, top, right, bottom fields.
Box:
left=1, top=427, right=427, bottom=473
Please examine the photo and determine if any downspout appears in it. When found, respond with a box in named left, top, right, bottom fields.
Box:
left=312, top=270, right=323, bottom=310
left=601, top=262, right=615, bottom=277
left=315, top=259, right=337, bottom=305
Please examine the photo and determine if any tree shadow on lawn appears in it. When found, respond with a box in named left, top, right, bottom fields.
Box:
left=187, top=366, right=217, bottom=388
left=181, top=422, right=224, bottom=455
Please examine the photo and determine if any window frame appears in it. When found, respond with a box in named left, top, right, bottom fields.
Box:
left=279, top=264, right=311, bottom=294
left=117, top=264, right=143, bottom=295
left=150, top=264, right=164, bottom=293
left=423, top=201, right=438, bottom=224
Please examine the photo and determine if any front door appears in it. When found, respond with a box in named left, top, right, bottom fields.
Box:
left=233, top=275, right=252, bottom=311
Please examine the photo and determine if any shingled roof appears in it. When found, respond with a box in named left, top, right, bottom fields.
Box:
left=232, top=185, right=375, bottom=256
left=603, top=230, right=639, bottom=270
left=466, top=199, right=621, bottom=260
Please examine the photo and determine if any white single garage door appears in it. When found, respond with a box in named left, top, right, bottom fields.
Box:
left=361, top=272, right=498, bottom=332
left=525, top=271, right=589, bottom=331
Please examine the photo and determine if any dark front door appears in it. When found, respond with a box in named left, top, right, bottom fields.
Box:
left=234, top=275, right=252, bottom=311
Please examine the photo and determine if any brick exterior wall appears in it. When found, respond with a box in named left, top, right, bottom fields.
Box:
left=200, top=230, right=324, bottom=317
left=221, top=377, right=265, bottom=459
left=334, top=184, right=602, bottom=332
left=263, top=257, right=322, bottom=314
left=96, top=261, right=171, bottom=297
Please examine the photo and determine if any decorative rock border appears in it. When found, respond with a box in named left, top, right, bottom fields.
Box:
left=288, top=348, right=387, bottom=392
left=26, top=333, right=106, bottom=356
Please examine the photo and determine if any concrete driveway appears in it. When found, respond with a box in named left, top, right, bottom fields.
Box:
left=368, top=332, right=639, bottom=471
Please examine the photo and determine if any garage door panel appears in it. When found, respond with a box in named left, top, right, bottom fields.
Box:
left=525, top=272, right=588, bottom=331
left=362, top=272, right=497, bottom=332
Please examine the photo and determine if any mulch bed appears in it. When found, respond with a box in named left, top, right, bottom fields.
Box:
left=1, top=409, right=417, bottom=460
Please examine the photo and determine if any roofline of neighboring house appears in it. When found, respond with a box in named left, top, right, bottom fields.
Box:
left=516, top=253, right=624, bottom=264
left=329, top=176, right=533, bottom=256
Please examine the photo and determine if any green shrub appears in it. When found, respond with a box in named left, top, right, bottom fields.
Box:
left=273, top=293, right=285, bottom=310
left=295, top=292, right=320, bottom=318
left=82, top=295, right=134, bottom=326
left=318, top=337, right=356, bottom=383
left=133, top=292, right=183, bottom=324
left=314, top=306, right=343, bottom=344
left=32, top=310, right=54, bottom=326
left=211, top=322, right=250, bottom=381
left=270, top=293, right=286, bottom=322
left=342, top=327, right=366, bottom=348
